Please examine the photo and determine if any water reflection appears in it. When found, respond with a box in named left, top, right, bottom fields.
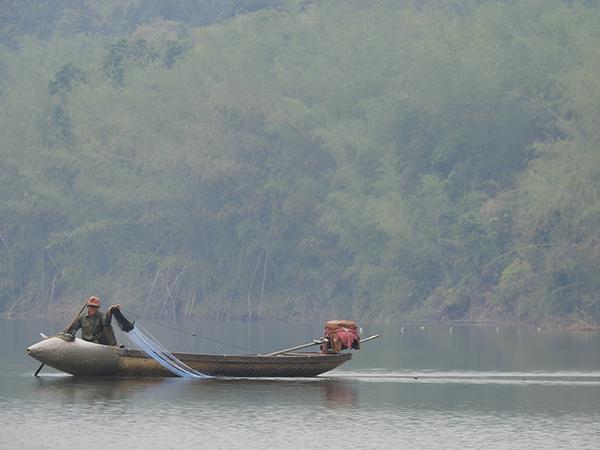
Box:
left=33, top=376, right=170, bottom=403
left=3, top=319, right=600, bottom=449
left=30, top=375, right=360, bottom=409
left=320, top=379, right=358, bottom=407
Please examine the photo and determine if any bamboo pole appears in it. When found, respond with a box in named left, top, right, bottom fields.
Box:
left=265, top=334, right=380, bottom=356
left=264, top=339, right=327, bottom=356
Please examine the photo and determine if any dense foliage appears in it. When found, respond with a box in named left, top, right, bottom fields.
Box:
left=1, top=0, right=599, bottom=325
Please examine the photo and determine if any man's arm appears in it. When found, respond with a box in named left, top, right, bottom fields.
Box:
left=104, top=304, right=121, bottom=325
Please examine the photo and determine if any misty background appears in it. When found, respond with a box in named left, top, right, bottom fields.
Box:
left=1, top=0, right=599, bottom=326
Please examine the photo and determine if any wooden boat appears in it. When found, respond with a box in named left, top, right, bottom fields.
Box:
left=26, top=334, right=353, bottom=378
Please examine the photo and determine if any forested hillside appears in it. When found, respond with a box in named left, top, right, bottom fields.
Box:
left=1, top=0, right=599, bottom=326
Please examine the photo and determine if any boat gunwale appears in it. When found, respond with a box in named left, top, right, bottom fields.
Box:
left=116, top=347, right=353, bottom=363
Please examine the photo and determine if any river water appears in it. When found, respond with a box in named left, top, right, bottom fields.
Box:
left=1, top=317, right=599, bottom=449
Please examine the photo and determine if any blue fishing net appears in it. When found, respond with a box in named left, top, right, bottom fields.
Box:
left=125, top=324, right=211, bottom=379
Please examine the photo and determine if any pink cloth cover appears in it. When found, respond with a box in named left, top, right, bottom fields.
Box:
left=325, top=326, right=359, bottom=349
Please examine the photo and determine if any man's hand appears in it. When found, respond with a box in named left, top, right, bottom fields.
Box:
left=106, top=304, right=121, bottom=320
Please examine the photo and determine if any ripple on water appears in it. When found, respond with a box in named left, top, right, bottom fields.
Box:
left=325, top=369, right=600, bottom=386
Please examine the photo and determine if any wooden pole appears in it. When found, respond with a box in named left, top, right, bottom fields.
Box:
left=34, top=363, right=44, bottom=377
left=63, top=302, right=88, bottom=333
left=359, top=334, right=380, bottom=343
left=264, top=339, right=327, bottom=356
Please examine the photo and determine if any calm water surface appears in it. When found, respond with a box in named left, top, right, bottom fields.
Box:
left=1, top=318, right=599, bottom=449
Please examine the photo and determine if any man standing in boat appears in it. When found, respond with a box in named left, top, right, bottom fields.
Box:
left=67, top=296, right=121, bottom=346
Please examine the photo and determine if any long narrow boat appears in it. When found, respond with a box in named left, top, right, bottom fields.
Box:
left=26, top=334, right=352, bottom=378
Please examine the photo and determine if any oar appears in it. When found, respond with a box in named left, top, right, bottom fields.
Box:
left=33, top=363, right=45, bottom=376
left=34, top=302, right=87, bottom=377
left=265, top=334, right=380, bottom=356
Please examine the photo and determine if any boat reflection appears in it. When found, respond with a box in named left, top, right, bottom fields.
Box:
left=32, top=374, right=358, bottom=408
left=320, top=379, right=358, bottom=407
left=33, top=375, right=176, bottom=402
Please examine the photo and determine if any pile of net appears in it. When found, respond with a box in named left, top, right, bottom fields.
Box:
left=320, top=320, right=361, bottom=353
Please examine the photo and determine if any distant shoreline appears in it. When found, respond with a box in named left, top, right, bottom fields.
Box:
left=2, top=312, right=598, bottom=332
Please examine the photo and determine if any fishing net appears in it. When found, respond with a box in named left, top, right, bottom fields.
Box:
left=125, top=323, right=211, bottom=379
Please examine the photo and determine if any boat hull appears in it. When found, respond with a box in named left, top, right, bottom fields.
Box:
left=27, top=336, right=352, bottom=378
